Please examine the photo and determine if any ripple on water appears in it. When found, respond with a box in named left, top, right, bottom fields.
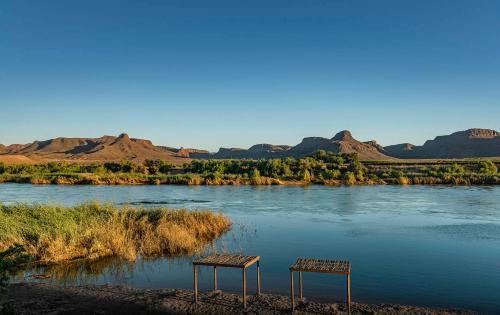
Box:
left=423, top=223, right=500, bottom=241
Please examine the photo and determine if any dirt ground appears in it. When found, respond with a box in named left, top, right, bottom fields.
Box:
left=0, top=283, right=474, bottom=315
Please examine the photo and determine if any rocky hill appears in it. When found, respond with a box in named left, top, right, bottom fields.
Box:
left=383, top=129, right=500, bottom=159
left=288, top=130, right=392, bottom=160
left=198, top=130, right=393, bottom=160
left=1, top=128, right=499, bottom=164
left=0, top=133, right=190, bottom=164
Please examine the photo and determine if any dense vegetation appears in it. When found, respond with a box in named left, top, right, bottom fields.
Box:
left=0, top=203, right=231, bottom=264
left=0, top=151, right=498, bottom=185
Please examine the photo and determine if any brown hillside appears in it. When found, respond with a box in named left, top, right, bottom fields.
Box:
left=202, top=130, right=394, bottom=160
left=289, top=130, right=393, bottom=160
left=384, top=128, right=500, bottom=159
left=0, top=155, right=36, bottom=165
left=1, top=133, right=190, bottom=164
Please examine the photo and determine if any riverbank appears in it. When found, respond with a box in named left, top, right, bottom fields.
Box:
left=1, top=152, right=498, bottom=186
left=1, top=173, right=500, bottom=186
left=0, top=203, right=231, bottom=263
left=0, top=283, right=474, bottom=315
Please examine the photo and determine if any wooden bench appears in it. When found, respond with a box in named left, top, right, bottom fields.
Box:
left=193, top=254, right=261, bottom=309
left=289, top=258, right=351, bottom=313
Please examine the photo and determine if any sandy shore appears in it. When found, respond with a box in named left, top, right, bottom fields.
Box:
left=0, top=283, right=474, bottom=315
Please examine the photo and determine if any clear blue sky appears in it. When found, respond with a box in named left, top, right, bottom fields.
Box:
left=1, top=0, right=499, bottom=151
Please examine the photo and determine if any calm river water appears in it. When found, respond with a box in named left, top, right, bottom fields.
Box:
left=1, top=184, right=499, bottom=313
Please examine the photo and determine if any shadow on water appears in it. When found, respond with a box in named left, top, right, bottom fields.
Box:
left=118, top=199, right=212, bottom=206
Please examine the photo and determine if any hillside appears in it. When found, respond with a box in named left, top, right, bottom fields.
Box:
left=197, top=130, right=394, bottom=160
left=288, top=130, right=392, bottom=160
left=384, top=129, right=500, bottom=159
left=0, top=133, right=190, bottom=164
left=1, top=128, right=500, bottom=163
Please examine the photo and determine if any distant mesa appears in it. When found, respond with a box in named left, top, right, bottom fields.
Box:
left=201, top=129, right=392, bottom=160
left=0, top=128, right=499, bottom=164
left=200, top=128, right=500, bottom=160
left=384, top=129, right=500, bottom=159
left=176, top=148, right=210, bottom=158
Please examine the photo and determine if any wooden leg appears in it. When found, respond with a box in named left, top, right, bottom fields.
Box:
left=213, top=266, right=217, bottom=291
left=257, top=261, right=261, bottom=296
left=290, top=271, right=295, bottom=312
left=299, top=271, right=303, bottom=303
left=347, top=274, right=351, bottom=315
left=243, top=268, right=247, bottom=308
left=193, top=265, right=198, bottom=304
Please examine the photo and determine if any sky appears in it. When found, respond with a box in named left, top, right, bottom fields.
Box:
left=0, top=0, right=499, bottom=151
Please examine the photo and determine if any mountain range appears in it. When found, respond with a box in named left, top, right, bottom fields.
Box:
left=0, top=128, right=499, bottom=164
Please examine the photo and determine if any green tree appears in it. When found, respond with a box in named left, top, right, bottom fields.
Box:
left=250, top=168, right=261, bottom=179
left=347, top=154, right=366, bottom=180
left=104, top=162, right=122, bottom=173
left=449, top=163, right=465, bottom=175
left=300, top=169, right=311, bottom=181
left=144, top=160, right=166, bottom=175
left=47, top=162, right=64, bottom=173
left=343, top=171, right=356, bottom=185
left=159, top=163, right=174, bottom=174
left=120, top=160, right=136, bottom=173
left=479, top=160, right=498, bottom=175
left=322, top=169, right=341, bottom=180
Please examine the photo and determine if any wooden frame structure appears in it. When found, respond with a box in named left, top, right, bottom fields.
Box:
left=193, top=254, right=261, bottom=309
left=289, top=258, right=351, bottom=314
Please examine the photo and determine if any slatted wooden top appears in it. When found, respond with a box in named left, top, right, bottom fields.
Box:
left=289, top=258, right=351, bottom=274
left=193, top=254, right=260, bottom=268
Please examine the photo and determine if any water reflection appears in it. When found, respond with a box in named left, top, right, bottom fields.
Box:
left=1, top=184, right=500, bottom=313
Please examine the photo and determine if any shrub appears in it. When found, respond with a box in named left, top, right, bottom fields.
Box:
left=322, top=169, right=341, bottom=180
left=479, top=160, right=498, bottom=175
left=250, top=168, right=260, bottom=179
left=120, top=160, right=136, bottom=173
left=104, top=162, right=122, bottom=173
left=343, top=171, right=356, bottom=185
left=300, top=169, right=312, bottom=181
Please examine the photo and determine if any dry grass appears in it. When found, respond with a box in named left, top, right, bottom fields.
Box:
left=0, top=203, right=231, bottom=264
left=0, top=155, right=36, bottom=165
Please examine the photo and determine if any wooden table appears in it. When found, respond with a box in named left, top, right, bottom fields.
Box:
left=289, top=258, right=351, bottom=313
left=193, top=254, right=261, bottom=309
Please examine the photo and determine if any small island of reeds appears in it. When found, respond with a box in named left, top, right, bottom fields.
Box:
left=0, top=203, right=231, bottom=264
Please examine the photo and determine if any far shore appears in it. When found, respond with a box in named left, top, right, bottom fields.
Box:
left=1, top=283, right=474, bottom=315
left=0, top=175, right=499, bottom=186
left=1, top=152, right=499, bottom=186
